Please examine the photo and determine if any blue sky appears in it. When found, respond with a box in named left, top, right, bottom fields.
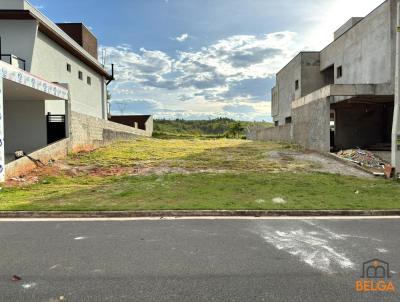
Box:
left=31, top=0, right=384, bottom=121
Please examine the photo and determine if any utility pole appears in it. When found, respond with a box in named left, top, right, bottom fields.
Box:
left=392, top=0, right=400, bottom=177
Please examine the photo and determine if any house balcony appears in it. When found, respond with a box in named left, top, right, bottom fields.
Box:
left=0, top=54, right=26, bottom=71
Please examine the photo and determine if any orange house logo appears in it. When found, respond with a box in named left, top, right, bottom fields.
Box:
left=355, top=259, right=395, bottom=293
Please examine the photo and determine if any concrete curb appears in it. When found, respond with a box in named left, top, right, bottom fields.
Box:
left=0, top=210, right=399, bottom=218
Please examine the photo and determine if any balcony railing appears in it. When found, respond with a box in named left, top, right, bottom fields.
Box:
left=0, top=54, right=26, bottom=71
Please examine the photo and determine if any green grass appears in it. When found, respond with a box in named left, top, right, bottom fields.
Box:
left=68, top=138, right=305, bottom=172
left=153, top=118, right=272, bottom=138
left=0, top=173, right=399, bottom=211
left=1, top=138, right=399, bottom=211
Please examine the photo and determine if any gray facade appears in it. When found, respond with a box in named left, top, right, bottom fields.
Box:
left=260, top=0, right=397, bottom=155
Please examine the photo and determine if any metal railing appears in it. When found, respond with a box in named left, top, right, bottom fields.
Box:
left=0, top=36, right=27, bottom=71
left=0, top=54, right=26, bottom=71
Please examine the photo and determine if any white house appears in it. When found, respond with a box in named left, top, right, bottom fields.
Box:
left=0, top=0, right=152, bottom=181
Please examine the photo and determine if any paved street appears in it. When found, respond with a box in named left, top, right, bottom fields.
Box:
left=0, top=217, right=399, bottom=301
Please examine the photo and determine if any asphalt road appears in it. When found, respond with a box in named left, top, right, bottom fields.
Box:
left=0, top=217, right=399, bottom=302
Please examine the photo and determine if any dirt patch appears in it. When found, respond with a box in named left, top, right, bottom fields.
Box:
left=267, top=151, right=373, bottom=178
left=4, top=164, right=61, bottom=187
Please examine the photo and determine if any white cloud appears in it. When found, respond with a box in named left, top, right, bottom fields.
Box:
left=301, top=0, right=385, bottom=49
left=175, top=33, right=190, bottom=42
left=102, top=31, right=297, bottom=121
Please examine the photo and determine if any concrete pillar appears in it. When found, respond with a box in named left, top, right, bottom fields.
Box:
left=393, top=0, right=400, bottom=175
left=0, top=78, right=4, bottom=182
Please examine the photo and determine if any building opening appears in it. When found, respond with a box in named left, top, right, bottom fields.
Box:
left=331, top=97, right=393, bottom=161
left=322, top=65, right=334, bottom=85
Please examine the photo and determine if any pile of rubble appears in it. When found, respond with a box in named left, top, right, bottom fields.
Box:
left=336, top=149, right=388, bottom=169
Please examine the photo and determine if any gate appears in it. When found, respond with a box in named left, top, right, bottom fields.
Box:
left=47, top=114, right=66, bottom=144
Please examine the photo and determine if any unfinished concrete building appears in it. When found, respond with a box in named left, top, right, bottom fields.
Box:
left=249, top=0, right=397, bottom=163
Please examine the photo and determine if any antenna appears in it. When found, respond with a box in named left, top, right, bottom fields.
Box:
left=100, top=48, right=106, bottom=66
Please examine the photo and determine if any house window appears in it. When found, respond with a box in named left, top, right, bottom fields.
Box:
left=274, top=121, right=279, bottom=127
left=295, top=80, right=299, bottom=90
left=337, top=66, right=343, bottom=78
left=66, top=63, right=71, bottom=72
left=78, top=71, right=83, bottom=80
left=87, top=76, right=91, bottom=85
left=285, top=117, right=292, bottom=124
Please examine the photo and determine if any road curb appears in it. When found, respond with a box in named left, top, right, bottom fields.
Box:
left=0, top=210, right=399, bottom=218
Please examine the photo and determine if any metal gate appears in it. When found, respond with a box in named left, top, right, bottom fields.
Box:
left=46, top=114, right=66, bottom=144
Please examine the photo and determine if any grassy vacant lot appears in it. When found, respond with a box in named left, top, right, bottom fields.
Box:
left=0, top=138, right=399, bottom=211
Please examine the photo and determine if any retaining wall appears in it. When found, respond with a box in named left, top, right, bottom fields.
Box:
left=5, top=138, right=69, bottom=178
left=69, top=111, right=151, bottom=152
left=5, top=111, right=152, bottom=179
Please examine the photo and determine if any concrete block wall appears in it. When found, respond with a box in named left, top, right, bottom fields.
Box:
left=248, top=98, right=330, bottom=152
left=5, top=138, right=69, bottom=178
left=70, top=111, right=151, bottom=152
left=292, top=98, right=331, bottom=152
left=247, top=124, right=292, bottom=142
left=4, top=111, right=152, bottom=179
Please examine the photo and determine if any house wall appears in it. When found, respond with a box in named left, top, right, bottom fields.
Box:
left=320, top=1, right=392, bottom=86
left=0, top=20, right=107, bottom=120
left=3, top=99, right=47, bottom=154
left=31, top=31, right=106, bottom=119
left=272, top=52, right=325, bottom=126
left=0, top=0, right=25, bottom=9
left=301, top=53, right=325, bottom=96
left=0, top=20, right=38, bottom=71
left=248, top=96, right=330, bottom=152
left=273, top=54, right=301, bottom=126
left=292, top=97, right=331, bottom=152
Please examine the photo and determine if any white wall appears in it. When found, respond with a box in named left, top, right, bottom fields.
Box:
left=31, top=32, right=106, bottom=119
left=0, top=0, right=25, bottom=9
left=3, top=99, right=47, bottom=154
left=0, top=20, right=38, bottom=71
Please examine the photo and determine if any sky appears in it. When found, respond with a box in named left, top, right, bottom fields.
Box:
left=31, top=0, right=385, bottom=121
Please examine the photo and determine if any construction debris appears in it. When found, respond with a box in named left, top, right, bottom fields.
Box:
left=336, top=149, right=388, bottom=169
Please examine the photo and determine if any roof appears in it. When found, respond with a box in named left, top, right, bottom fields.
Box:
left=0, top=8, right=113, bottom=80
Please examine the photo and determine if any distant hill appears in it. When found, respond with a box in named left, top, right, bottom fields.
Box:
left=153, top=118, right=272, bottom=138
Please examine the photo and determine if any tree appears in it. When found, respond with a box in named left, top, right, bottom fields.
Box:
left=229, top=122, right=244, bottom=138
